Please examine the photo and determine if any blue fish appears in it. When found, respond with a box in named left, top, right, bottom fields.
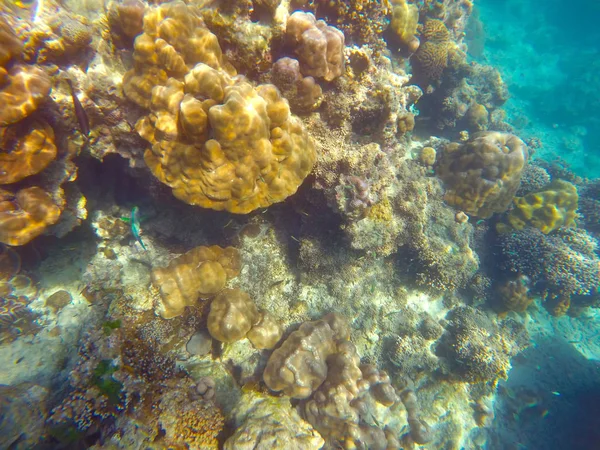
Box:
left=121, top=207, right=147, bottom=251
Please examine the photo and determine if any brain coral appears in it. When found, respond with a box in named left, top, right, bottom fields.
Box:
left=151, top=245, right=241, bottom=319
left=411, top=19, right=452, bottom=83
left=497, top=179, right=578, bottom=234
left=436, top=132, right=529, bottom=218
left=126, top=2, right=316, bottom=213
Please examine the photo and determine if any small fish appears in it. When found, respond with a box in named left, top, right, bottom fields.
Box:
left=130, top=206, right=147, bottom=251
left=66, top=78, right=90, bottom=138
left=551, top=391, right=561, bottom=396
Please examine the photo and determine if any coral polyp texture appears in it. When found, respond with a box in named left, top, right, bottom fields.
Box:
left=497, top=179, right=579, bottom=234
left=126, top=2, right=316, bottom=213
left=436, top=131, right=529, bottom=218
left=151, top=245, right=241, bottom=319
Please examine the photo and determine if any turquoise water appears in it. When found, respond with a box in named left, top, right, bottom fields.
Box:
left=473, top=0, right=600, bottom=178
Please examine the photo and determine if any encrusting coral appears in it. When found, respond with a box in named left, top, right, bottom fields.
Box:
left=436, top=131, right=529, bottom=218
left=151, top=245, right=241, bottom=319
left=125, top=2, right=316, bottom=213
left=497, top=179, right=579, bottom=234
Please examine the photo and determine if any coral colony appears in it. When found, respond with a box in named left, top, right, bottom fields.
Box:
left=0, top=1, right=598, bottom=449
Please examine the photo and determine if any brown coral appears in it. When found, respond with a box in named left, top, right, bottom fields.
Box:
left=126, top=3, right=316, bottom=213
left=0, top=187, right=61, bottom=246
left=263, top=313, right=349, bottom=399
left=122, top=1, right=234, bottom=109
left=411, top=19, right=452, bottom=83
left=207, top=288, right=258, bottom=343
left=151, top=245, right=241, bottom=319
left=0, top=121, right=57, bottom=184
left=0, top=65, right=51, bottom=126
left=286, top=11, right=346, bottom=82
left=436, top=132, right=529, bottom=218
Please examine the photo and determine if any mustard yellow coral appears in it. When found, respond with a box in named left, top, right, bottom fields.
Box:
left=498, top=179, right=578, bottom=234
left=127, top=2, right=316, bottom=213
left=389, top=0, right=420, bottom=52
left=151, top=245, right=241, bottom=319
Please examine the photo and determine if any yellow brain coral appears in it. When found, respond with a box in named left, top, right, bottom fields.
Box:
left=151, top=245, right=241, bottom=319
left=498, top=179, right=579, bottom=234
left=437, top=131, right=529, bottom=218
left=126, top=2, right=316, bottom=213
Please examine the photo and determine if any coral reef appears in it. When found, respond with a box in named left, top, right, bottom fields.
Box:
left=437, top=306, right=528, bottom=383
left=495, top=275, right=533, bottom=314
left=225, top=391, right=324, bottom=449
left=123, top=3, right=316, bottom=213
left=499, top=227, right=600, bottom=315
left=411, top=19, right=453, bottom=84
left=207, top=288, right=258, bottom=343
left=270, top=57, right=322, bottom=113
left=497, top=179, right=578, bottom=234
left=436, top=132, right=529, bottom=218
left=151, top=245, right=241, bottom=319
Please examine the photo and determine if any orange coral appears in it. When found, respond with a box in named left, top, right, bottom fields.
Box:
left=122, top=1, right=234, bottom=109
left=497, top=180, right=578, bottom=234
left=0, top=121, right=57, bottom=184
left=0, top=187, right=61, bottom=246
left=0, top=65, right=51, bottom=126
left=151, top=245, right=241, bottom=319
left=436, top=132, right=529, bottom=218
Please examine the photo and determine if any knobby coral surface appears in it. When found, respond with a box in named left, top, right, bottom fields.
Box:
left=437, top=132, right=529, bottom=218
left=151, top=245, right=241, bottom=319
left=125, top=2, right=316, bottom=213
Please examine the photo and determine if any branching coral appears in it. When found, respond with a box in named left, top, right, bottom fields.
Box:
left=497, top=179, right=578, bottom=234
left=499, top=227, right=600, bottom=315
left=436, top=132, right=529, bottom=218
left=285, top=11, right=345, bottom=82
left=151, top=245, right=241, bottom=319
